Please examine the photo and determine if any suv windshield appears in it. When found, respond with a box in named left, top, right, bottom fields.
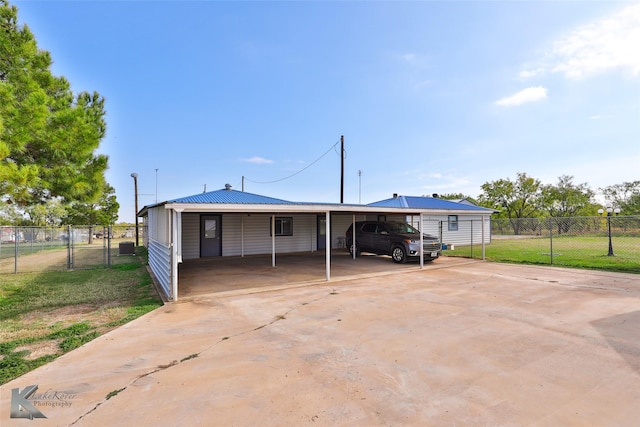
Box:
left=386, top=222, right=419, bottom=234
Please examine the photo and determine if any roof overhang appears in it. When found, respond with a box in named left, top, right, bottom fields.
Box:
left=158, top=202, right=492, bottom=216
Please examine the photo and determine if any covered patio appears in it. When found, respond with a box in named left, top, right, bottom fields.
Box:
left=176, top=251, right=468, bottom=298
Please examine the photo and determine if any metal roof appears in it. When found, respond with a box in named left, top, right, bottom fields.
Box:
left=368, top=195, right=493, bottom=212
left=169, top=188, right=294, bottom=205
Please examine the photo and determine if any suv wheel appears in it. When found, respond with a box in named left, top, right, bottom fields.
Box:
left=349, top=244, right=361, bottom=257
left=391, top=245, right=407, bottom=263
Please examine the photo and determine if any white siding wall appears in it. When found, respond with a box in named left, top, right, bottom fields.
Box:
left=331, top=214, right=367, bottom=248
left=420, top=214, right=491, bottom=246
left=147, top=206, right=171, bottom=245
left=181, top=213, right=200, bottom=260
left=222, top=214, right=316, bottom=256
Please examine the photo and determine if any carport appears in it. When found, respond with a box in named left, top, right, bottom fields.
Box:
left=177, top=251, right=469, bottom=298
left=140, top=187, right=492, bottom=301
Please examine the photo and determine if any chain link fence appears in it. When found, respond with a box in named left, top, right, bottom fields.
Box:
left=445, top=216, right=640, bottom=273
left=0, top=225, right=142, bottom=273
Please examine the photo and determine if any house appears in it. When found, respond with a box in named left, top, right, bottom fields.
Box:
left=139, top=186, right=494, bottom=301
left=368, top=194, right=494, bottom=248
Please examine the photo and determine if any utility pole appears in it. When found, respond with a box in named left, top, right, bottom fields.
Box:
left=130, top=173, right=139, bottom=247
left=154, top=168, right=158, bottom=203
left=358, top=170, right=362, bottom=204
left=340, top=135, right=344, bottom=203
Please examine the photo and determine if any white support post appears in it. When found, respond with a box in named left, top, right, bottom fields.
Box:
left=419, top=213, right=424, bottom=269
left=171, top=209, right=180, bottom=301
left=241, top=215, right=244, bottom=257
left=352, top=214, right=356, bottom=259
left=326, top=211, right=331, bottom=281
left=272, top=214, right=276, bottom=267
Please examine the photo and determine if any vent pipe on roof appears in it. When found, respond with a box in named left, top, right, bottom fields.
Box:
left=393, top=193, right=398, bottom=198
left=225, top=183, right=232, bottom=191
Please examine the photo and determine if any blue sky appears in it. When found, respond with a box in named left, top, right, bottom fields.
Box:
left=13, top=1, right=640, bottom=223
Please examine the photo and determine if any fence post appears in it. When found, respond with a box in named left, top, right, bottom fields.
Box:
left=470, top=220, right=474, bottom=259
left=108, top=225, right=112, bottom=267
left=549, top=217, right=553, bottom=266
left=67, top=225, right=71, bottom=270
left=102, top=226, right=107, bottom=267
left=14, top=226, right=18, bottom=273
left=481, top=216, right=486, bottom=260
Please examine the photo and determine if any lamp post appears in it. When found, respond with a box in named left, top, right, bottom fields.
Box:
left=597, top=206, right=620, bottom=256
left=131, top=173, right=139, bottom=247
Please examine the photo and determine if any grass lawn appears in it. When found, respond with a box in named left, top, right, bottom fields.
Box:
left=0, top=249, right=162, bottom=385
left=447, top=235, right=640, bottom=274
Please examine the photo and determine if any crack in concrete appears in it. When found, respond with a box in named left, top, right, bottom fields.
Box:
left=69, top=291, right=339, bottom=425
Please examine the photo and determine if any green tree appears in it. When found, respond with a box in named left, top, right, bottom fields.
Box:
left=25, top=198, right=67, bottom=226
left=478, top=172, right=542, bottom=234
left=63, top=184, right=119, bottom=244
left=0, top=0, right=109, bottom=210
left=601, top=181, right=640, bottom=215
left=432, top=193, right=479, bottom=205
left=540, top=175, right=595, bottom=217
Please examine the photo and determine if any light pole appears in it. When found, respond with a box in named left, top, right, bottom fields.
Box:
left=597, top=205, right=620, bottom=256
left=131, top=173, right=139, bottom=247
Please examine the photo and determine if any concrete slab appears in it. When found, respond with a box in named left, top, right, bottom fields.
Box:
left=177, top=251, right=458, bottom=298
left=2, top=261, right=640, bottom=426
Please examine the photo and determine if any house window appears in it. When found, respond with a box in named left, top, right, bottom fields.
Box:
left=270, top=217, right=293, bottom=236
left=448, top=215, right=458, bottom=231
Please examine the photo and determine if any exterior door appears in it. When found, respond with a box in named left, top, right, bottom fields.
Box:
left=201, top=215, right=222, bottom=257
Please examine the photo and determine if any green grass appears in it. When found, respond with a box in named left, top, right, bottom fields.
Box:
left=447, top=235, right=640, bottom=273
left=0, top=248, right=162, bottom=384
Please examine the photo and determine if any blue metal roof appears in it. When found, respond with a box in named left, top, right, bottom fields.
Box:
left=368, top=195, right=492, bottom=212
left=169, top=188, right=295, bottom=204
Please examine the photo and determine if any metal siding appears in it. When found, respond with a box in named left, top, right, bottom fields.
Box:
left=221, top=214, right=316, bottom=256
left=181, top=213, right=200, bottom=260
left=331, top=214, right=366, bottom=248
left=148, top=239, right=171, bottom=299
left=420, top=214, right=491, bottom=246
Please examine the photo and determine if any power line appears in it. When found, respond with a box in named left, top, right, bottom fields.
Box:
left=244, top=140, right=341, bottom=185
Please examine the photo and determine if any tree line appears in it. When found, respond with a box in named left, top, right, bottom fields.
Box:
left=0, top=0, right=117, bottom=227
left=441, top=172, right=640, bottom=219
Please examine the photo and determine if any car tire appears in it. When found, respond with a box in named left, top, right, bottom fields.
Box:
left=391, top=245, right=407, bottom=263
left=349, top=244, right=361, bottom=257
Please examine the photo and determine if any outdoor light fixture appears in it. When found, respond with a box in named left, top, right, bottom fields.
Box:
left=597, top=205, right=621, bottom=256
left=131, top=173, right=139, bottom=247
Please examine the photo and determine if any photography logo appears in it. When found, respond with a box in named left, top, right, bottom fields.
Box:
left=10, top=385, right=47, bottom=419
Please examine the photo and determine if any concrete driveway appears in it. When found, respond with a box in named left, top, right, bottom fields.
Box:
left=2, top=260, right=640, bottom=426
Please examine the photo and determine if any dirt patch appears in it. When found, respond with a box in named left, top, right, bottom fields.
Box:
left=15, top=340, right=61, bottom=360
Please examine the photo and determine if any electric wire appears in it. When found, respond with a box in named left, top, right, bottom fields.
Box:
left=244, top=140, right=341, bottom=185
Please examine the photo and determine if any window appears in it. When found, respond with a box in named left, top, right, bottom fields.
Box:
left=270, top=217, right=293, bottom=236
left=448, top=215, right=458, bottom=231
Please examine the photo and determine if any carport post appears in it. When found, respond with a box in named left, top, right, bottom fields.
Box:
left=326, top=211, right=331, bottom=281
left=271, top=214, right=276, bottom=267
left=352, top=215, right=356, bottom=259
left=419, top=213, right=424, bottom=269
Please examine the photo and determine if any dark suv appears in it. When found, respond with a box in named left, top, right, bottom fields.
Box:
left=345, top=221, right=441, bottom=263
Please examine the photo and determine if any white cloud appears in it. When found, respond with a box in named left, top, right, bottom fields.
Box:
left=495, top=86, right=548, bottom=107
left=546, top=4, right=640, bottom=79
left=241, top=156, right=274, bottom=164
left=518, top=68, right=544, bottom=80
